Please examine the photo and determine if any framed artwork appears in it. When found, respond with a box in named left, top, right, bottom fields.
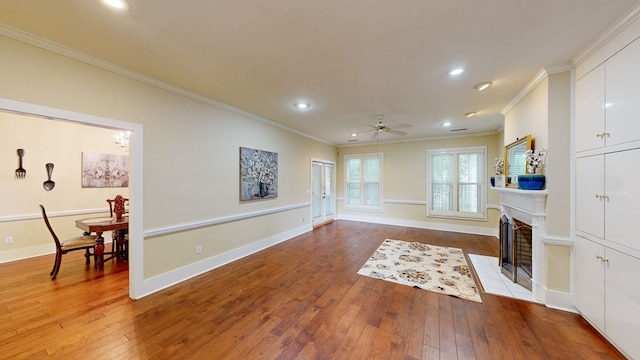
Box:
left=240, top=147, right=278, bottom=201
left=81, top=152, right=129, bottom=188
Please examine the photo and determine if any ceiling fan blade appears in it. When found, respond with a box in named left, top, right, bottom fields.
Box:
left=370, top=131, right=379, bottom=140
left=387, top=129, right=407, bottom=136
left=393, top=124, right=411, bottom=129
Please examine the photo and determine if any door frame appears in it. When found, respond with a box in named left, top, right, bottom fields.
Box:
left=310, top=158, right=336, bottom=227
left=0, top=97, right=144, bottom=299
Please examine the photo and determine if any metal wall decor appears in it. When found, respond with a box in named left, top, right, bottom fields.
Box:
left=15, top=148, right=26, bottom=179
left=240, top=147, right=278, bottom=201
left=81, top=152, right=129, bottom=188
left=43, top=163, right=55, bottom=191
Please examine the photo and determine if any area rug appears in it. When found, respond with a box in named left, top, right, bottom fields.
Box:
left=357, top=239, right=482, bottom=303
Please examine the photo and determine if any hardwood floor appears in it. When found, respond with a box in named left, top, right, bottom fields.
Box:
left=0, top=220, right=625, bottom=359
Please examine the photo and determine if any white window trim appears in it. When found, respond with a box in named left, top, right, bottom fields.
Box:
left=344, top=153, right=384, bottom=212
left=426, top=146, right=487, bottom=221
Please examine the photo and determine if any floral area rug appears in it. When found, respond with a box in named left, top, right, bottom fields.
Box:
left=357, top=239, right=482, bottom=303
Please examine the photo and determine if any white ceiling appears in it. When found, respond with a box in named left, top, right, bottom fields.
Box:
left=1, top=0, right=638, bottom=145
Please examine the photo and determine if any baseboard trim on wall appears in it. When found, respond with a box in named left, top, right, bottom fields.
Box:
left=135, top=223, right=312, bottom=299
left=337, top=214, right=499, bottom=238
left=543, top=287, right=576, bottom=313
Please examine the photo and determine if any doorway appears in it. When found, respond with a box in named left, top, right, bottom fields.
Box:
left=0, top=97, right=143, bottom=299
left=311, top=160, right=336, bottom=227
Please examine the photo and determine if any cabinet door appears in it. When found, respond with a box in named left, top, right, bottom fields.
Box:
left=573, top=237, right=605, bottom=331
left=575, top=64, right=605, bottom=152
left=605, top=148, right=640, bottom=252
left=575, top=155, right=604, bottom=239
left=605, top=248, right=640, bottom=359
left=606, top=37, right=640, bottom=148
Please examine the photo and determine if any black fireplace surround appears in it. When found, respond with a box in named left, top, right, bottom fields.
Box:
left=499, top=215, right=533, bottom=290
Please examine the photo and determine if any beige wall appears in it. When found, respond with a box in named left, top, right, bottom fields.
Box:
left=0, top=29, right=502, bottom=291
left=503, top=70, right=572, bottom=293
left=505, top=77, right=549, bottom=149
left=546, top=71, right=572, bottom=238
left=0, top=112, right=131, bottom=260
left=0, top=35, right=336, bottom=289
left=337, top=133, right=503, bottom=235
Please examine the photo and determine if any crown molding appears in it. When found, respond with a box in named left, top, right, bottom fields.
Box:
left=500, top=64, right=573, bottom=116
left=501, top=4, right=640, bottom=116
left=572, top=2, right=640, bottom=67
left=0, top=23, right=336, bottom=147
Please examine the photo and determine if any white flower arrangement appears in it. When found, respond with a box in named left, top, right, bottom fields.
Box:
left=493, top=157, right=504, bottom=175
left=525, top=148, right=547, bottom=174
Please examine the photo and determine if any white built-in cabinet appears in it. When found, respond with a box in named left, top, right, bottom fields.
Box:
left=574, top=33, right=640, bottom=360
left=574, top=238, right=640, bottom=360
left=575, top=36, right=640, bottom=153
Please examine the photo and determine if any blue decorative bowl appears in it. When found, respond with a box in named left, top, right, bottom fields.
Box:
left=490, top=177, right=495, bottom=187
left=517, top=174, right=545, bottom=190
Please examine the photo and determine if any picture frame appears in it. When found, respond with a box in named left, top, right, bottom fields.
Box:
left=240, top=147, right=278, bottom=201
left=81, top=152, right=129, bottom=188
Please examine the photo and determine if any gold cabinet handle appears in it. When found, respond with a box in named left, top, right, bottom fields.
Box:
left=595, top=255, right=610, bottom=264
left=596, top=132, right=611, bottom=138
left=595, top=194, right=609, bottom=200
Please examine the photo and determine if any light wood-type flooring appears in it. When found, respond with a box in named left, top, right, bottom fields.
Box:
left=0, top=220, right=625, bottom=359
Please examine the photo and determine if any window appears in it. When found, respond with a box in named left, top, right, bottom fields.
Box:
left=427, top=147, right=486, bottom=220
left=344, top=153, right=383, bottom=211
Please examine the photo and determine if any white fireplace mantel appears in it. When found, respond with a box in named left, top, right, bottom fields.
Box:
left=493, top=187, right=548, bottom=302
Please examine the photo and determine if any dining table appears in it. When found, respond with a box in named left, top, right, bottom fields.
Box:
left=75, top=216, right=128, bottom=271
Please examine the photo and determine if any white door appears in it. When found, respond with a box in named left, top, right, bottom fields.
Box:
left=311, top=161, right=335, bottom=226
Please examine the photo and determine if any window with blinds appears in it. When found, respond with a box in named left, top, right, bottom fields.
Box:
left=344, top=153, right=383, bottom=211
left=426, top=147, right=486, bottom=220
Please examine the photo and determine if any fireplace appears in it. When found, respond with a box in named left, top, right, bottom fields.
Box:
left=493, top=187, right=547, bottom=302
left=499, top=216, right=533, bottom=290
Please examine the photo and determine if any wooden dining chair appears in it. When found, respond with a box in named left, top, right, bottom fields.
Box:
left=106, top=196, right=129, bottom=217
left=39, top=205, right=98, bottom=280
left=106, top=196, right=129, bottom=260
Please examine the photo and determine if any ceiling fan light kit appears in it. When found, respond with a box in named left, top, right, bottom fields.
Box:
left=361, top=114, right=411, bottom=140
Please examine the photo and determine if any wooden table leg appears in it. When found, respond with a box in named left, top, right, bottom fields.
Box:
left=95, top=231, right=105, bottom=271
left=116, top=229, right=126, bottom=261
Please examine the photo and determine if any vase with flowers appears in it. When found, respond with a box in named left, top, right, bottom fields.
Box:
left=518, top=148, right=547, bottom=190
left=492, top=157, right=505, bottom=187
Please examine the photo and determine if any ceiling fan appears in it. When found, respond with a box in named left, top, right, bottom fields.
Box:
left=368, top=114, right=411, bottom=139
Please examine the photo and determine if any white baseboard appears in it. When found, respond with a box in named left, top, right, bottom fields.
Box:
left=135, top=223, right=312, bottom=299
left=338, top=214, right=499, bottom=237
left=543, top=287, right=577, bottom=313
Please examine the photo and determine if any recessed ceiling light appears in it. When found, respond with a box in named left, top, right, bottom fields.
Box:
left=474, top=81, right=493, bottom=91
left=448, top=68, right=465, bottom=76
left=465, top=111, right=477, bottom=118
left=101, top=0, right=129, bottom=10
left=294, top=102, right=310, bottom=110
left=443, top=122, right=452, bottom=127
left=351, top=133, right=357, bottom=137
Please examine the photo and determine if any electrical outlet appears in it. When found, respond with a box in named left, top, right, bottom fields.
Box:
left=196, top=245, right=202, bottom=254
left=5, top=236, right=13, bottom=244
